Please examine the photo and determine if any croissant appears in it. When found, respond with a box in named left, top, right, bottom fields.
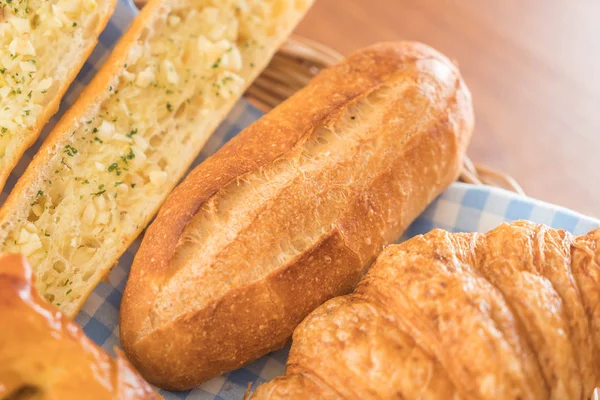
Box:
left=0, top=254, right=160, bottom=400
left=252, top=221, right=600, bottom=400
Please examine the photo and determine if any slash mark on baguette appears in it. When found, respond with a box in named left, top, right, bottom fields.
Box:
left=148, top=81, right=425, bottom=330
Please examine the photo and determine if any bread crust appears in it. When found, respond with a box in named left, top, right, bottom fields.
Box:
left=0, top=254, right=160, bottom=400
left=120, top=41, right=474, bottom=389
left=0, top=0, right=118, bottom=191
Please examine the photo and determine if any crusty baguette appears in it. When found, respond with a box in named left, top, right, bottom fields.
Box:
left=252, top=221, right=600, bottom=400
left=0, top=0, right=313, bottom=316
left=0, top=0, right=116, bottom=191
left=0, top=254, right=160, bottom=400
left=120, top=41, right=475, bottom=390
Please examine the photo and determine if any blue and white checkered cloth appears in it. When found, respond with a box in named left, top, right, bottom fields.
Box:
left=6, top=1, right=599, bottom=399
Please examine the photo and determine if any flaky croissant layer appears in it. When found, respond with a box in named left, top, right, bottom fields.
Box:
left=253, top=220, right=600, bottom=400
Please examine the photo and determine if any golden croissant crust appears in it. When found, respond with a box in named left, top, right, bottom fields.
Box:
left=253, top=221, right=600, bottom=400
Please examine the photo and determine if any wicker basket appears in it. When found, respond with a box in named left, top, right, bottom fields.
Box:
left=246, top=35, right=525, bottom=195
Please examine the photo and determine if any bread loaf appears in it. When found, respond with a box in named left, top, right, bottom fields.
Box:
left=0, top=254, right=160, bottom=400
left=0, top=0, right=313, bottom=316
left=120, top=41, right=475, bottom=389
left=252, top=221, right=600, bottom=400
left=0, top=0, right=116, bottom=191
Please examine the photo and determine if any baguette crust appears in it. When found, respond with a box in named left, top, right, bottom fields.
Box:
left=0, top=0, right=117, bottom=191
left=120, top=41, right=474, bottom=389
left=0, top=254, right=160, bottom=400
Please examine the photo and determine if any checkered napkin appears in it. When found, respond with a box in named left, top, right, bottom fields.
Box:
left=7, top=1, right=599, bottom=399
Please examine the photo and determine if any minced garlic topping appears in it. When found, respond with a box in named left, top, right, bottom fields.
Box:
left=0, top=0, right=98, bottom=157
left=1, top=0, right=307, bottom=313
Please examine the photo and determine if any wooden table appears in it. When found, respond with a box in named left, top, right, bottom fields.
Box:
left=295, top=0, right=600, bottom=218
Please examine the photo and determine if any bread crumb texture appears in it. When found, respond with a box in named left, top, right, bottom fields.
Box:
left=0, top=0, right=309, bottom=315
left=0, top=0, right=103, bottom=171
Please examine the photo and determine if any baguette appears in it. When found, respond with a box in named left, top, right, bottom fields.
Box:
left=0, top=0, right=117, bottom=190
left=120, top=41, right=475, bottom=389
left=252, top=221, right=600, bottom=400
left=0, top=254, right=160, bottom=400
left=0, top=0, right=313, bottom=316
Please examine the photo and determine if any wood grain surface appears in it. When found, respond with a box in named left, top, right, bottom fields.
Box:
left=295, top=0, right=600, bottom=217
